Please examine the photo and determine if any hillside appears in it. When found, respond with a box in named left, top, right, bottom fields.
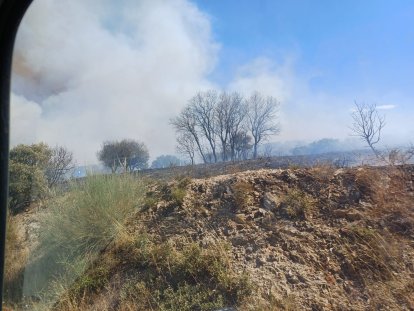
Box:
left=4, top=165, right=414, bottom=310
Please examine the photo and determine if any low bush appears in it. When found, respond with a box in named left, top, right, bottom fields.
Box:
left=170, top=176, right=191, bottom=206
left=282, top=189, right=313, bottom=219
left=232, top=180, right=254, bottom=209
left=57, top=234, right=253, bottom=311
left=22, top=174, right=146, bottom=305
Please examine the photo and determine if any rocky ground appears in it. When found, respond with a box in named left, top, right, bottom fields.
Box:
left=6, top=165, right=414, bottom=310
left=138, top=165, right=414, bottom=310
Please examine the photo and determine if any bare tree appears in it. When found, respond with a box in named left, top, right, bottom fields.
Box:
left=171, top=106, right=207, bottom=163
left=214, top=92, right=247, bottom=161
left=246, top=92, right=280, bottom=159
left=214, top=92, right=232, bottom=161
left=173, top=90, right=280, bottom=163
left=262, top=144, right=273, bottom=158
left=350, top=102, right=385, bottom=158
left=233, top=131, right=252, bottom=160
left=176, top=133, right=196, bottom=165
left=190, top=90, right=219, bottom=163
left=227, top=93, right=248, bottom=161
left=45, top=146, right=75, bottom=187
left=386, top=145, right=414, bottom=165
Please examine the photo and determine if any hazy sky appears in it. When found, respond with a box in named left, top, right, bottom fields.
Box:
left=10, top=0, right=414, bottom=164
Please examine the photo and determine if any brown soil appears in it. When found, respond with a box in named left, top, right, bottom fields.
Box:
left=136, top=166, right=414, bottom=310
left=7, top=165, right=414, bottom=310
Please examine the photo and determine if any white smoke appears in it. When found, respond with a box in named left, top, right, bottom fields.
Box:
left=11, top=0, right=218, bottom=164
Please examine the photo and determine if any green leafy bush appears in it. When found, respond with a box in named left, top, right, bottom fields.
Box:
left=8, top=143, right=50, bottom=213
left=8, top=143, right=74, bottom=213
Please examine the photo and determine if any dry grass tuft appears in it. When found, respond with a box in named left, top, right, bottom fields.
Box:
left=339, top=225, right=400, bottom=285
left=3, top=215, right=29, bottom=306
left=309, top=163, right=336, bottom=183
left=241, top=292, right=298, bottom=311
left=281, top=189, right=314, bottom=220
left=54, top=232, right=253, bottom=311
left=231, top=180, right=255, bottom=209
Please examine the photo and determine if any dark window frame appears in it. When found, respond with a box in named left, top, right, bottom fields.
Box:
left=0, top=0, right=33, bottom=306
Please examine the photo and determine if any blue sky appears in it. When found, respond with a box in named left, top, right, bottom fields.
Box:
left=186, top=0, right=414, bottom=147
left=195, top=0, right=414, bottom=97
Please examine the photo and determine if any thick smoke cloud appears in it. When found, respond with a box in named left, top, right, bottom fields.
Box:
left=11, top=0, right=218, bottom=164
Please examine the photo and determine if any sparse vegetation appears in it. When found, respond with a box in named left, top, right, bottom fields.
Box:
left=339, top=225, right=398, bottom=284
left=282, top=189, right=313, bottom=219
left=232, top=180, right=254, bottom=209
left=3, top=216, right=28, bottom=305
left=55, top=233, right=252, bottom=311
left=4, top=165, right=414, bottom=310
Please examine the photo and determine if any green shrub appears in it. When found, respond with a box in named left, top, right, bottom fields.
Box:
left=171, top=187, right=186, bottom=206
left=8, top=144, right=50, bottom=213
left=23, top=174, right=146, bottom=304
left=160, top=283, right=225, bottom=311
left=8, top=143, right=75, bottom=214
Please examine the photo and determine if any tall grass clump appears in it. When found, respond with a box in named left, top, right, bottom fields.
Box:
left=41, top=174, right=145, bottom=256
left=3, top=215, right=28, bottom=306
left=23, top=174, right=146, bottom=306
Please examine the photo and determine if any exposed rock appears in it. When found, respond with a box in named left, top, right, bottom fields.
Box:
left=262, top=192, right=280, bottom=210
left=285, top=271, right=300, bottom=284
left=245, top=246, right=254, bottom=254
left=256, top=256, right=266, bottom=267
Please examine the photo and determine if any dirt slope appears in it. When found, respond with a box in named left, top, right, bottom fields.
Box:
left=15, top=165, right=414, bottom=310
left=134, top=166, right=413, bottom=310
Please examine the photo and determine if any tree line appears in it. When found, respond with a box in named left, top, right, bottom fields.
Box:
left=171, top=90, right=280, bottom=164
left=10, top=98, right=412, bottom=215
